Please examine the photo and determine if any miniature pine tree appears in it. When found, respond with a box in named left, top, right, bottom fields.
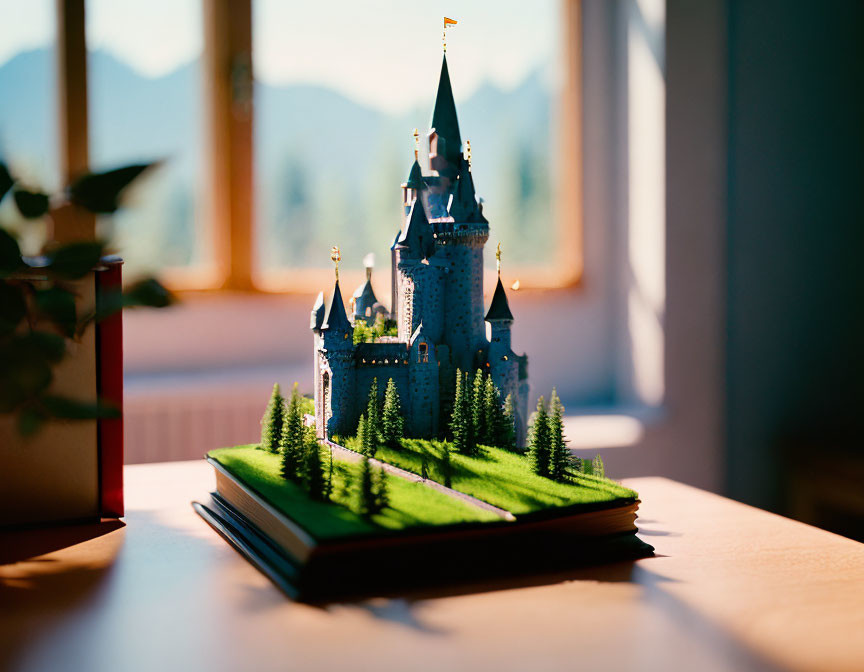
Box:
left=582, top=458, right=594, bottom=476
left=471, top=369, right=486, bottom=445
left=279, top=383, right=304, bottom=482
left=592, top=454, right=605, bottom=478
left=380, top=378, right=405, bottom=449
left=482, top=376, right=501, bottom=446
left=450, top=368, right=469, bottom=455
left=548, top=389, right=570, bottom=481
left=302, top=431, right=326, bottom=500
left=260, top=383, right=286, bottom=453
left=366, top=377, right=381, bottom=447
left=500, top=393, right=518, bottom=452
left=337, top=464, right=353, bottom=503
left=529, top=395, right=551, bottom=477
left=356, top=413, right=374, bottom=457
left=571, top=454, right=583, bottom=473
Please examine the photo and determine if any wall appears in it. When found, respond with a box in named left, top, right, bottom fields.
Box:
left=725, top=0, right=864, bottom=510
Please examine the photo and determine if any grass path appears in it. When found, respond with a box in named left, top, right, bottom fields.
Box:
left=324, top=440, right=516, bottom=521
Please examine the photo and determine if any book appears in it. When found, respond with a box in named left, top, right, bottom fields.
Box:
left=196, top=455, right=654, bottom=601
left=0, top=260, right=124, bottom=527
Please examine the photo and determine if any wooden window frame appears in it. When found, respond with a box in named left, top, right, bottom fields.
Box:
left=54, top=0, right=582, bottom=294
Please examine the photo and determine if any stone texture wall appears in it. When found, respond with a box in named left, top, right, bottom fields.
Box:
left=437, top=229, right=488, bottom=373
left=408, top=337, right=439, bottom=437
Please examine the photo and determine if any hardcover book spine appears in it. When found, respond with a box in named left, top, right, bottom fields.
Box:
left=97, top=260, right=124, bottom=518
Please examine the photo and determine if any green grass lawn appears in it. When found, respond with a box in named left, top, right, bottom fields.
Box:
left=344, top=437, right=638, bottom=515
left=208, top=445, right=499, bottom=540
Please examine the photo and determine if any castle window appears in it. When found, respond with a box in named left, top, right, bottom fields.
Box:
left=418, top=342, right=429, bottom=363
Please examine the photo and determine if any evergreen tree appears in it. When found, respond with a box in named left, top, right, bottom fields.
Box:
left=260, top=383, right=286, bottom=453
left=380, top=378, right=405, bottom=448
left=337, top=464, right=353, bottom=503
left=571, top=454, right=583, bottom=473
left=366, top=377, right=381, bottom=447
left=528, top=395, right=551, bottom=477
left=356, top=413, right=374, bottom=456
left=483, top=376, right=503, bottom=446
left=302, top=430, right=326, bottom=500
left=592, top=454, right=605, bottom=478
left=279, top=383, right=304, bottom=482
left=501, top=393, right=518, bottom=452
left=582, top=458, right=594, bottom=476
left=450, top=368, right=468, bottom=454
left=548, top=389, right=570, bottom=481
left=471, top=369, right=486, bottom=445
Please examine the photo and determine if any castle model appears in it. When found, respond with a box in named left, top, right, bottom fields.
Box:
left=310, top=54, right=529, bottom=446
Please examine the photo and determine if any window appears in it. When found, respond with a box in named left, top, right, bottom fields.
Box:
left=253, top=0, right=577, bottom=291
left=0, top=0, right=58, bottom=254
left=418, top=342, right=428, bottom=363
left=86, top=0, right=206, bottom=278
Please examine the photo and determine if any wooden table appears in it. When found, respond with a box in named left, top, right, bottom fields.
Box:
left=2, top=462, right=863, bottom=672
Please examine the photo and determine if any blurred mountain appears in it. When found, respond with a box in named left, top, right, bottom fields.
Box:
left=0, top=48, right=553, bottom=270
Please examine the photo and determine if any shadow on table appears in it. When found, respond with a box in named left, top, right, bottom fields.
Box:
left=0, top=520, right=126, bottom=672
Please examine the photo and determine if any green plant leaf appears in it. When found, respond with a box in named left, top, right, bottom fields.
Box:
left=17, top=407, right=46, bottom=437
left=0, top=228, right=23, bottom=277
left=67, top=163, right=153, bottom=213
left=125, top=277, right=175, bottom=308
left=34, top=287, right=77, bottom=337
left=24, top=331, right=67, bottom=363
left=41, top=395, right=120, bottom=420
left=0, top=162, right=13, bottom=203
left=13, top=188, right=50, bottom=219
left=0, top=281, right=26, bottom=336
left=45, top=240, right=105, bottom=279
left=0, top=340, right=53, bottom=411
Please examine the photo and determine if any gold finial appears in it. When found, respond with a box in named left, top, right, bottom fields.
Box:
left=495, top=242, right=502, bottom=275
left=413, top=128, right=420, bottom=160
left=443, top=17, right=457, bottom=53
left=330, top=246, right=341, bottom=281
left=466, top=139, right=472, bottom=170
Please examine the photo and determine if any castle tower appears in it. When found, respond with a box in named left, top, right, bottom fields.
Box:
left=426, top=55, right=489, bottom=373
left=394, top=200, right=445, bottom=344
left=485, top=274, right=529, bottom=447
left=314, top=279, right=355, bottom=439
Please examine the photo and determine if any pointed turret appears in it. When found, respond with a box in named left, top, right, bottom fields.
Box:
left=395, top=199, right=436, bottom=260
left=485, top=277, right=514, bottom=322
left=429, top=55, right=462, bottom=174
left=321, top=280, right=351, bottom=332
left=449, top=154, right=487, bottom=224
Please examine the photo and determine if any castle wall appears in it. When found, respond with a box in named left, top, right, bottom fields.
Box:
left=396, top=257, right=447, bottom=345
left=438, top=230, right=488, bottom=373
left=408, top=338, right=439, bottom=437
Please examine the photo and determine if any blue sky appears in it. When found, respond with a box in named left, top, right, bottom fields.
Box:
left=0, top=0, right=558, bottom=112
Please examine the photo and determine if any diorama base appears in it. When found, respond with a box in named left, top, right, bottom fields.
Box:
left=193, top=493, right=655, bottom=603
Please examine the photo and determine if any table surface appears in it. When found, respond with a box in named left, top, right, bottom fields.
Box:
left=2, top=461, right=863, bottom=672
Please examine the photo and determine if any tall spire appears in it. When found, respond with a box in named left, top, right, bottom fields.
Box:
left=429, top=55, right=463, bottom=171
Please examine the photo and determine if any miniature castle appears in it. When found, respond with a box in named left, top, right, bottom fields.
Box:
left=310, top=54, right=529, bottom=446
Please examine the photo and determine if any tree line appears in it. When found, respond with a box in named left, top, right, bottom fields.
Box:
left=259, top=382, right=389, bottom=517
